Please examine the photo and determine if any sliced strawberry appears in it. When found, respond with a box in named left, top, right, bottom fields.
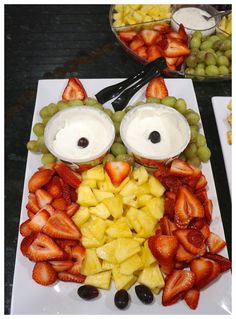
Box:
left=69, top=187, right=78, bottom=202
left=146, top=45, right=162, bottom=62
left=45, top=176, right=63, bottom=199
left=188, top=217, right=205, bottom=230
left=159, top=175, right=182, bottom=193
left=165, top=57, right=178, bottom=66
left=104, top=161, right=131, bottom=186
left=56, top=239, right=79, bottom=250
left=50, top=260, right=74, bottom=272
left=68, top=261, right=83, bottom=275
left=27, top=233, right=65, bottom=262
left=129, top=36, right=144, bottom=51
left=153, top=23, right=172, bottom=34
left=140, top=29, right=159, bottom=46
left=119, top=31, right=137, bottom=42
left=184, top=288, right=200, bottom=310
left=195, top=175, right=207, bottom=190
left=43, top=212, right=81, bottom=240
left=148, top=235, right=179, bottom=274
left=164, top=192, right=176, bottom=220
left=159, top=216, right=177, bottom=235
left=146, top=76, right=168, bottom=99
left=167, top=31, right=185, bottom=42
left=26, top=193, right=40, bottom=213
left=135, top=46, right=148, bottom=60
left=195, top=189, right=208, bottom=205
left=153, top=163, right=169, bottom=178
left=178, top=24, right=188, bottom=44
left=61, top=182, right=72, bottom=205
left=66, top=203, right=79, bottom=217
left=52, top=197, right=68, bottom=211
left=41, top=204, right=55, bottom=216
left=175, top=244, right=195, bottom=262
left=174, top=229, right=206, bottom=256
left=35, top=189, right=53, bottom=208
left=28, top=209, right=50, bottom=232
left=20, top=219, right=34, bottom=237
left=166, top=63, right=176, bottom=71
left=32, top=261, right=57, bottom=286
left=162, top=270, right=195, bottom=306
left=204, top=253, right=231, bottom=273
left=28, top=169, right=54, bottom=193
left=71, top=244, right=86, bottom=262
left=204, top=199, right=213, bottom=224
left=175, top=56, right=185, bottom=67
left=54, top=162, right=81, bottom=189
left=174, top=261, right=188, bottom=269
left=163, top=39, right=190, bottom=58
left=27, top=210, right=35, bottom=219
left=58, top=271, right=85, bottom=283
left=188, top=164, right=202, bottom=179
left=169, top=159, right=193, bottom=177
left=200, top=223, right=210, bottom=240
left=207, top=232, right=226, bottom=254
left=20, top=233, right=37, bottom=256
left=62, top=77, right=87, bottom=101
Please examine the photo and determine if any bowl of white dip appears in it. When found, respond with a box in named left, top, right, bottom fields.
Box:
left=120, top=104, right=190, bottom=167
left=171, top=5, right=219, bottom=37
left=45, top=106, right=115, bottom=168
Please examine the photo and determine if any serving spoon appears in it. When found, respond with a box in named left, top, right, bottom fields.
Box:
left=202, top=10, right=231, bottom=21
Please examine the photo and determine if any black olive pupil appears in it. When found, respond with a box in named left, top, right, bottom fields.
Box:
left=78, top=137, right=89, bottom=148
left=148, top=131, right=161, bottom=144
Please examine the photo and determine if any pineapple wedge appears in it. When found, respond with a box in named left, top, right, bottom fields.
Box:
left=145, top=197, right=164, bottom=220
left=89, top=203, right=110, bottom=219
left=103, top=195, right=123, bottom=219
left=122, top=194, right=138, bottom=208
left=77, top=185, right=98, bottom=207
left=93, top=189, right=114, bottom=201
left=148, top=176, right=165, bottom=197
left=120, top=253, right=143, bottom=275
left=102, top=260, right=115, bottom=271
left=119, top=180, right=138, bottom=197
left=136, top=181, right=150, bottom=195
left=72, top=206, right=90, bottom=227
left=132, top=166, right=149, bottom=185
left=80, top=179, right=97, bottom=188
left=88, top=217, right=107, bottom=242
left=106, top=218, right=132, bottom=238
left=82, top=165, right=105, bottom=181
left=85, top=270, right=112, bottom=289
left=137, top=194, right=153, bottom=207
left=115, top=238, right=141, bottom=263
left=112, top=266, right=137, bottom=290
left=80, top=249, right=102, bottom=276
left=138, top=263, right=165, bottom=290
left=140, top=240, right=156, bottom=268
left=126, top=207, right=142, bottom=233
left=96, top=240, right=118, bottom=264
left=136, top=209, right=156, bottom=237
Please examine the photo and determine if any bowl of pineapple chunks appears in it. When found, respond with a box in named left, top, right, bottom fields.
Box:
left=72, top=164, right=166, bottom=292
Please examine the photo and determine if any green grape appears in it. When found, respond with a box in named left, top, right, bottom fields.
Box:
left=39, top=106, right=50, bottom=119
left=192, top=31, right=202, bottom=40
left=92, top=103, right=104, bottom=110
left=83, top=97, right=98, bottom=106
left=191, top=48, right=200, bottom=55
left=195, top=67, right=205, bottom=77
left=102, top=153, right=115, bottom=164
left=216, top=55, right=230, bottom=67
left=112, top=111, right=126, bottom=123
left=47, top=103, right=58, bottom=116
left=179, top=153, right=186, bottom=161
left=200, top=40, right=213, bottom=51
left=115, top=135, right=123, bottom=143
left=208, top=35, right=220, bottom=43
left=42, top=117, right=51, bottom=125
left=103, top=108, right=114, bottom=118
left=190, top=37, right=201, bottom=49
left=125, top=105, right=135, bottom=113
left=115, top=154, right=134, bottom=163
left=187, top=157, right=201, bottom=168
left=197, top=51, right=206, bottom=63
left=111, top=142, right=127, bottom=156
left=196, top=63, right=205, bottom=69
left=67, top=99, right=84, bottom=106
left=27, top=140, right=39, bottom=153
left=197, top=146, right=211, bottom=162
left=224, top=49, right=232, bottom=60
left=174, top=98, right=187, bottom=114
left=184, top=109, right=194, bottom=115
left=196, top=134, right=206, bottom=147
left=190, top=126, right=198, bottom=142
left=205, top=52, right=216, bottom=66
left=212, top=40, right=222, bottom=51
left=134, top=101, right=145, bottom=106
left=57, top=101, right=69, bottom=111
left=217, top=33, right=227, bottom=40
left=184, top=143, right=198, bottom=159
left=161, top=96, right=177, bottom=107
left=218, top=65, right=229, bottom=76
left=37, top=136, right=48, bottom=154
left=146, top=97, right=161, bottom=104
left=33, top=123, right=45, bottom=137
left=41, top=153, right=57, bottom=165
left=219, top=39, right=231, bottom=51
left=186, top=55, right=198, bottom=68
left=114, top=121, right=120, bottom=135
left=205, top=65, right=219, bottom=76
left=185, top=111, right=200, bottom=125
left=215, top=50, right=223, bottom=57
left=185, top=67, right=195, bottom=75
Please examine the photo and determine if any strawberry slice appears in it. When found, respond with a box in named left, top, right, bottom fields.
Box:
left=20, top=233, right=37, bottom=256
left=35, top=189, right=53, bottom=208
left=174, top=229, right=206, bottom=256
left=204, top=253, right=231, bottom=273
left=178, top=24, right=188, bottom=44
left=135, top=46, right=148, bottom=60
left=195, top=175, right=207, bottom=190
left=129, top=36, right=144, bottom=51
left=163, top=39, right=190, bottom=58
left=20, top=219, right=34, bottom=237
left=207, top=232, right=226, bottom=254
left=28, top=209, right=50, bottom=232
left=159, top=175, right=182, bottom=194
left=28, top=169, right=54, bottom=193
left=164, top=193, right=176, bottom=220
left=41, top=204, right=55, bottom=216
left=153, top=163, right=169, bottom=178
left=175, top=56, right=185, bottom=67
left=153, top=23, right=172, bottom=34
left=58, top=271, right=86, bottom=283
left=162, top=270, right=195, bottom=306
left=140, top=29, right=159, bottom=46
left=195, top=189, right=208, bottom=205
left=200, top=223, right=210, bottom=240
left=46, top=176, right=63, bottom=199
left=146, top=45, right=162, bottom=62
left=184, top=288, right=200, bottom=310
left=27, top=210, right=35, bottom=219
left=159, top=216, right=177, bottom=235
left=26, top=193, right=40, bottom=213
left=148, top=235, right=179, bottom=274
left=50, top=260, right=74, bottom=272
left=56, top=239, right=79, bottom=251
left=119, top=31, right=137, bottom=42
left=175, top=244, right=195, bottom=263
left=68, top=261, right=83, bottom=275
left=66, top=202, right=79, bottom=217
left=55, top=162, right=81, bottom=189
left=146, top=76, right=168, bottom=99
left=32, top=261, right=57, bottom=286
left=169, top=159, right=193, bottom=177
left=61, top=182, right=72, bottom=205
left=69, top=187, right=78, bottom=202
left=27, top=233, right=65, bottom=262
left=43, top=212, right=81, bottom=240
left=62, top=77, right=87, bottom=101
left=71, top=244, right=86, bottom=262
left=188, top=217, right=205, bottom=230
left=104, top=161, right=131, bottom=186
left=52, top=197, right=68, bottom=211
left=165, top=57, right=178, bottom=66
left=174, top=261, right=188, bottom=269
left=203, top=199, right=213, bottom=224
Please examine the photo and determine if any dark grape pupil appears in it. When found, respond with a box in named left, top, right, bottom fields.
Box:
left=78, top=137, right=89, bottom=148
left=148, top=131, right=161, bottom=144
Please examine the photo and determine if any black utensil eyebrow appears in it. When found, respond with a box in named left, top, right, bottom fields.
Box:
left=95, top=57, right=167, bottom=105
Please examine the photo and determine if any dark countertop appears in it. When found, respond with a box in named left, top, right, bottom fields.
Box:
left=5, top=5, right=231, bottom=314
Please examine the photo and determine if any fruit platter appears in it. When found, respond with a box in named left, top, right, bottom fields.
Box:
left=110, top=4, right=232, bottom=81
left=11, top=77, right=231, bottom=314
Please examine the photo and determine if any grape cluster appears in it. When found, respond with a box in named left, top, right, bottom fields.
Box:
left=185, top=31, right=232, bottom=78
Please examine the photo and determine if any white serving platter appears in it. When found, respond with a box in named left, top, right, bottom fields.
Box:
left=212, top=96, right=232, bottom=196
left=11, top=79, right=231, bottom=315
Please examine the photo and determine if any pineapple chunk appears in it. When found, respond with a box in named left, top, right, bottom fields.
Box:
left=115, top=238, right=141, bottom=263
left=132, top=166, right=149, bottom=185
left=89, top=203, right=110, bottom=219
left=136, top=182, right=150, bottom=195
left=93, top=189, right=114, bottom=201
left=82, top=236, right=106, bottom=249
left=72, top=206, right=90, bottom=227
left=120, top=253, right=143, bottom=275
left=140, top=240, right=156, bottom=268
left=112, top=266, right=137, bottom=290
left=96, top=240, right=118, bottom=264
left=114, top=4, right=124, bottom=13
left=82, top=165, right=105, bottom=181
left=103, top=195, right=123, bottom=219
left=138, top=263, right=165, bottom=290
left=137, top=194, right=153, bottom=207
left=80, top=179, right=97, bottom=188
left=113, top=176, right=130, bottom=193
left=80, top=249, right=102, bottom=276
left=85, top=270, right=112, bottom=289
left=136, top=210, right=156, bottom=237
left=133, top=236, right=146, bottom=245
left=77, top=185, right=98, bottom=207
left=122, top=194, right=138, bottom=208
left=145, top=197, right=164, bottom=220
left=102, top=260, right=115, bottom=271
left=148, top=176, right=165, bottom=197
left=126, top=207, right=142, bottom=233
left=120, top=180, right=138, bottom=197
left=88, top=218, right=107, bottom=242
left=106, top=218, right=132, bottom=238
